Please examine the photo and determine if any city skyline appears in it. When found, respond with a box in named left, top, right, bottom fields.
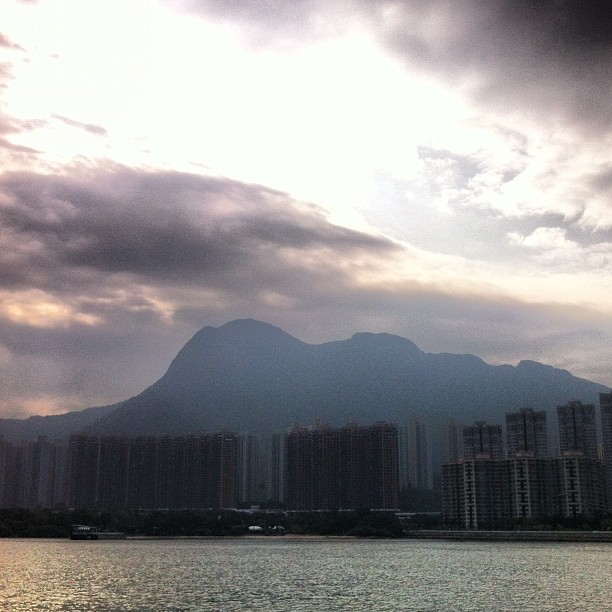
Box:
left=2, top=1, right=612, bottom=420
left=3, top=397, right=611, bottom=518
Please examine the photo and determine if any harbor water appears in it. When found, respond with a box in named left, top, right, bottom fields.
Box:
left=1, top=537, right=611, bottom=611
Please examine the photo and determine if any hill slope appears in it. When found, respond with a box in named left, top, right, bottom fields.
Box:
left=1, top=319, right=608, bottom=446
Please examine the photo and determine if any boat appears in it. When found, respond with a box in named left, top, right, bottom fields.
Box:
left=70, top=524, right=126, bottom=540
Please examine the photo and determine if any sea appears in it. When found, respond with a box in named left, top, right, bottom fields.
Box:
left=0, top=537, right=610, bottom=611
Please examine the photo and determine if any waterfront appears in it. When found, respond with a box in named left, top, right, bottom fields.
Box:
left=1, top=538, right=610, bottom=611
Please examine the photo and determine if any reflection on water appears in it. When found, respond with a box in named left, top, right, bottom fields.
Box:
left=1, top=538, right=611, bottom=611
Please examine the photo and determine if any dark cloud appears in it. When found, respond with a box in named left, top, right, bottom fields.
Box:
left=52, top=115, right=108, bottom=136
left=0, top=165, right=405, bottom=415
left=0, top=167, right=399, bottom=295
left=497, top=0, right=612, bottom=53
left=0, top=165, right=610, bottom=417
left=379, top=0, right=612, bottom=130
left=172, top=0, right=612, bottom=130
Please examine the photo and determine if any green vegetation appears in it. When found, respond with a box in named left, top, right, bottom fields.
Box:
left=3, top=508, right=609, bottom=538
left=0, top=508, right=404, bottom=538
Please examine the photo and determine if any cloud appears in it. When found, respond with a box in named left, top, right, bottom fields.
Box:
left=0, top=167, right=397, bottom=289
left=0, top=165, right=407, bottom=414
left=51, top=114, right=108, bottom=136
left=0, top=33, right=25, bottom=51
left=0, top=136, right=39, bottom=154
left=1, top=1, right=612, bottom=417
left=508, top=227, right=576, bottom=249
left=172, top=1, right=612, bottom=132
left=375, top=1, right=612, bottom=132
left=0, top=166, right=402, bottom=339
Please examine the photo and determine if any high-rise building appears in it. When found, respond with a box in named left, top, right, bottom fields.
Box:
left=444, top=419, right=462, bottom=463
left=506, top=408, right=548, bottom=458
left=600, top=391, right=612, bottom=512
left=286, top=422, right=399, bottom=511
left=398, top=418, right=432, bottom=491
left=127, top=436, right=159, bottom=509
left=67, top=433, right=238, bottom=510
left=557, top=400, right=598, bottom=459
left=97, top=436, right=130, bottom=509
left=443, top=453, right=604, bottom=527
left=264, top=431, right=287, bottom=506
left=507, top=456, right=554, bottom=519
left=286, top=426, right=314, bottom=511
left=0, top=436, right=12, bottom=508
left=443, top=407, right=608, bottom=526
left=408, top=417, right=432, bottom=490
left=237, top=433, right=260, bottom=505
left=237, top=432, right=287, bottom=507
left=553, top=453, right=607, bottom=518
left=369, top=422, right=400, bottom=510
left=67, top=435, right=100, bottom=509
left=442, top=458, right=510, bottom=529
left=397, top=426, right=410, bottom=492
left=462, top=422, right=503, bottom=460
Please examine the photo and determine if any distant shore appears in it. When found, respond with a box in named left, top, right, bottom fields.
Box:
left=403, top=530, right=612, bottom=543
left=125, top=534, right=358, bottom=541
left=103, top=531, right=612, bottom=543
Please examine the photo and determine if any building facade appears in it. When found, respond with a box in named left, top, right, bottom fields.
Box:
left=462, top=422, right=503, bottom=460
left=506, top=408, right=548, bottom=458
left=557, top=400, right=598, bottom=459
left=600, top=391, right=612, bottom=512
left=66, top=433, right=239, bottom=510
left=286, top=422, right=399, bottom=511
left=443, top=410, right=608, bottom=528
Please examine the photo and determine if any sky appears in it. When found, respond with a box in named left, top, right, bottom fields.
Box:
left=1, top=0, right=612, bottom=418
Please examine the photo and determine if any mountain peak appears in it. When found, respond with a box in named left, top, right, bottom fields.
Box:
left=348, top=332, right=422, bottom=355
left=2, top=319, right=607, bottom=446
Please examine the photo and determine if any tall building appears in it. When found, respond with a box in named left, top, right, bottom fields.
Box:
left=67, top=435, right=100, bottom=509
left=444, top=419, right=462, bottom=463
left=507, top=456, right=554, bottom=519
left=557, top=400, right=598, bottom=459
left=97, top=436, right=130, bottom=509
left=398, top=419, right=432, bottom=491
left=397, top=426, right=410, bottom=492
left=408, top=417, right=432, bottom=490
left=506, top=408, right=548, bottom=458
left=600, top=391, right=612, bottom=511
left=442, top=458, right=510, bottom=529
left=286, top=422, right=399, bottom=511
left=67, top=433, right=239, bottom=510
left=237, top=432, right=287, bottom=507
left=462, top=422, right=503, bottom=460
left=127, top=436, right=159, bottom=509
left=237, top=433, right=260, bottom=505
left=444, top=407, right=608, bottom=527
left=0, top=436, right=12, bottom=508
left=369, top=422, right=400, bottom=509
left=286, top=426, right=315, bottom=511
left=263, top=431, right=287, bottom=506
left=443, top=453, right=603, bottom=527
left=553, top=454, right=607, bottom=518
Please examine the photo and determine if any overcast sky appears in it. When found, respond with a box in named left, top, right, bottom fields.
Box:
left=1, top=0, right=612, bottom=418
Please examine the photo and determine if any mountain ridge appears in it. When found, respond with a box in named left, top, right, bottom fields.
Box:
left=0, top=319, right=607, bottom=446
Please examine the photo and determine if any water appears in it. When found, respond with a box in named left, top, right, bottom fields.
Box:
left=0, top=537, right=610, bottom=611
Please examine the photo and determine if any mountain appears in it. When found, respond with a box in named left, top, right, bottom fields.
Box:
left=1, top=319, right=608, bottom=454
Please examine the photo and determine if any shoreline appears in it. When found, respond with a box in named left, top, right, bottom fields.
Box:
left=402, top=529, right=612, bottom=543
